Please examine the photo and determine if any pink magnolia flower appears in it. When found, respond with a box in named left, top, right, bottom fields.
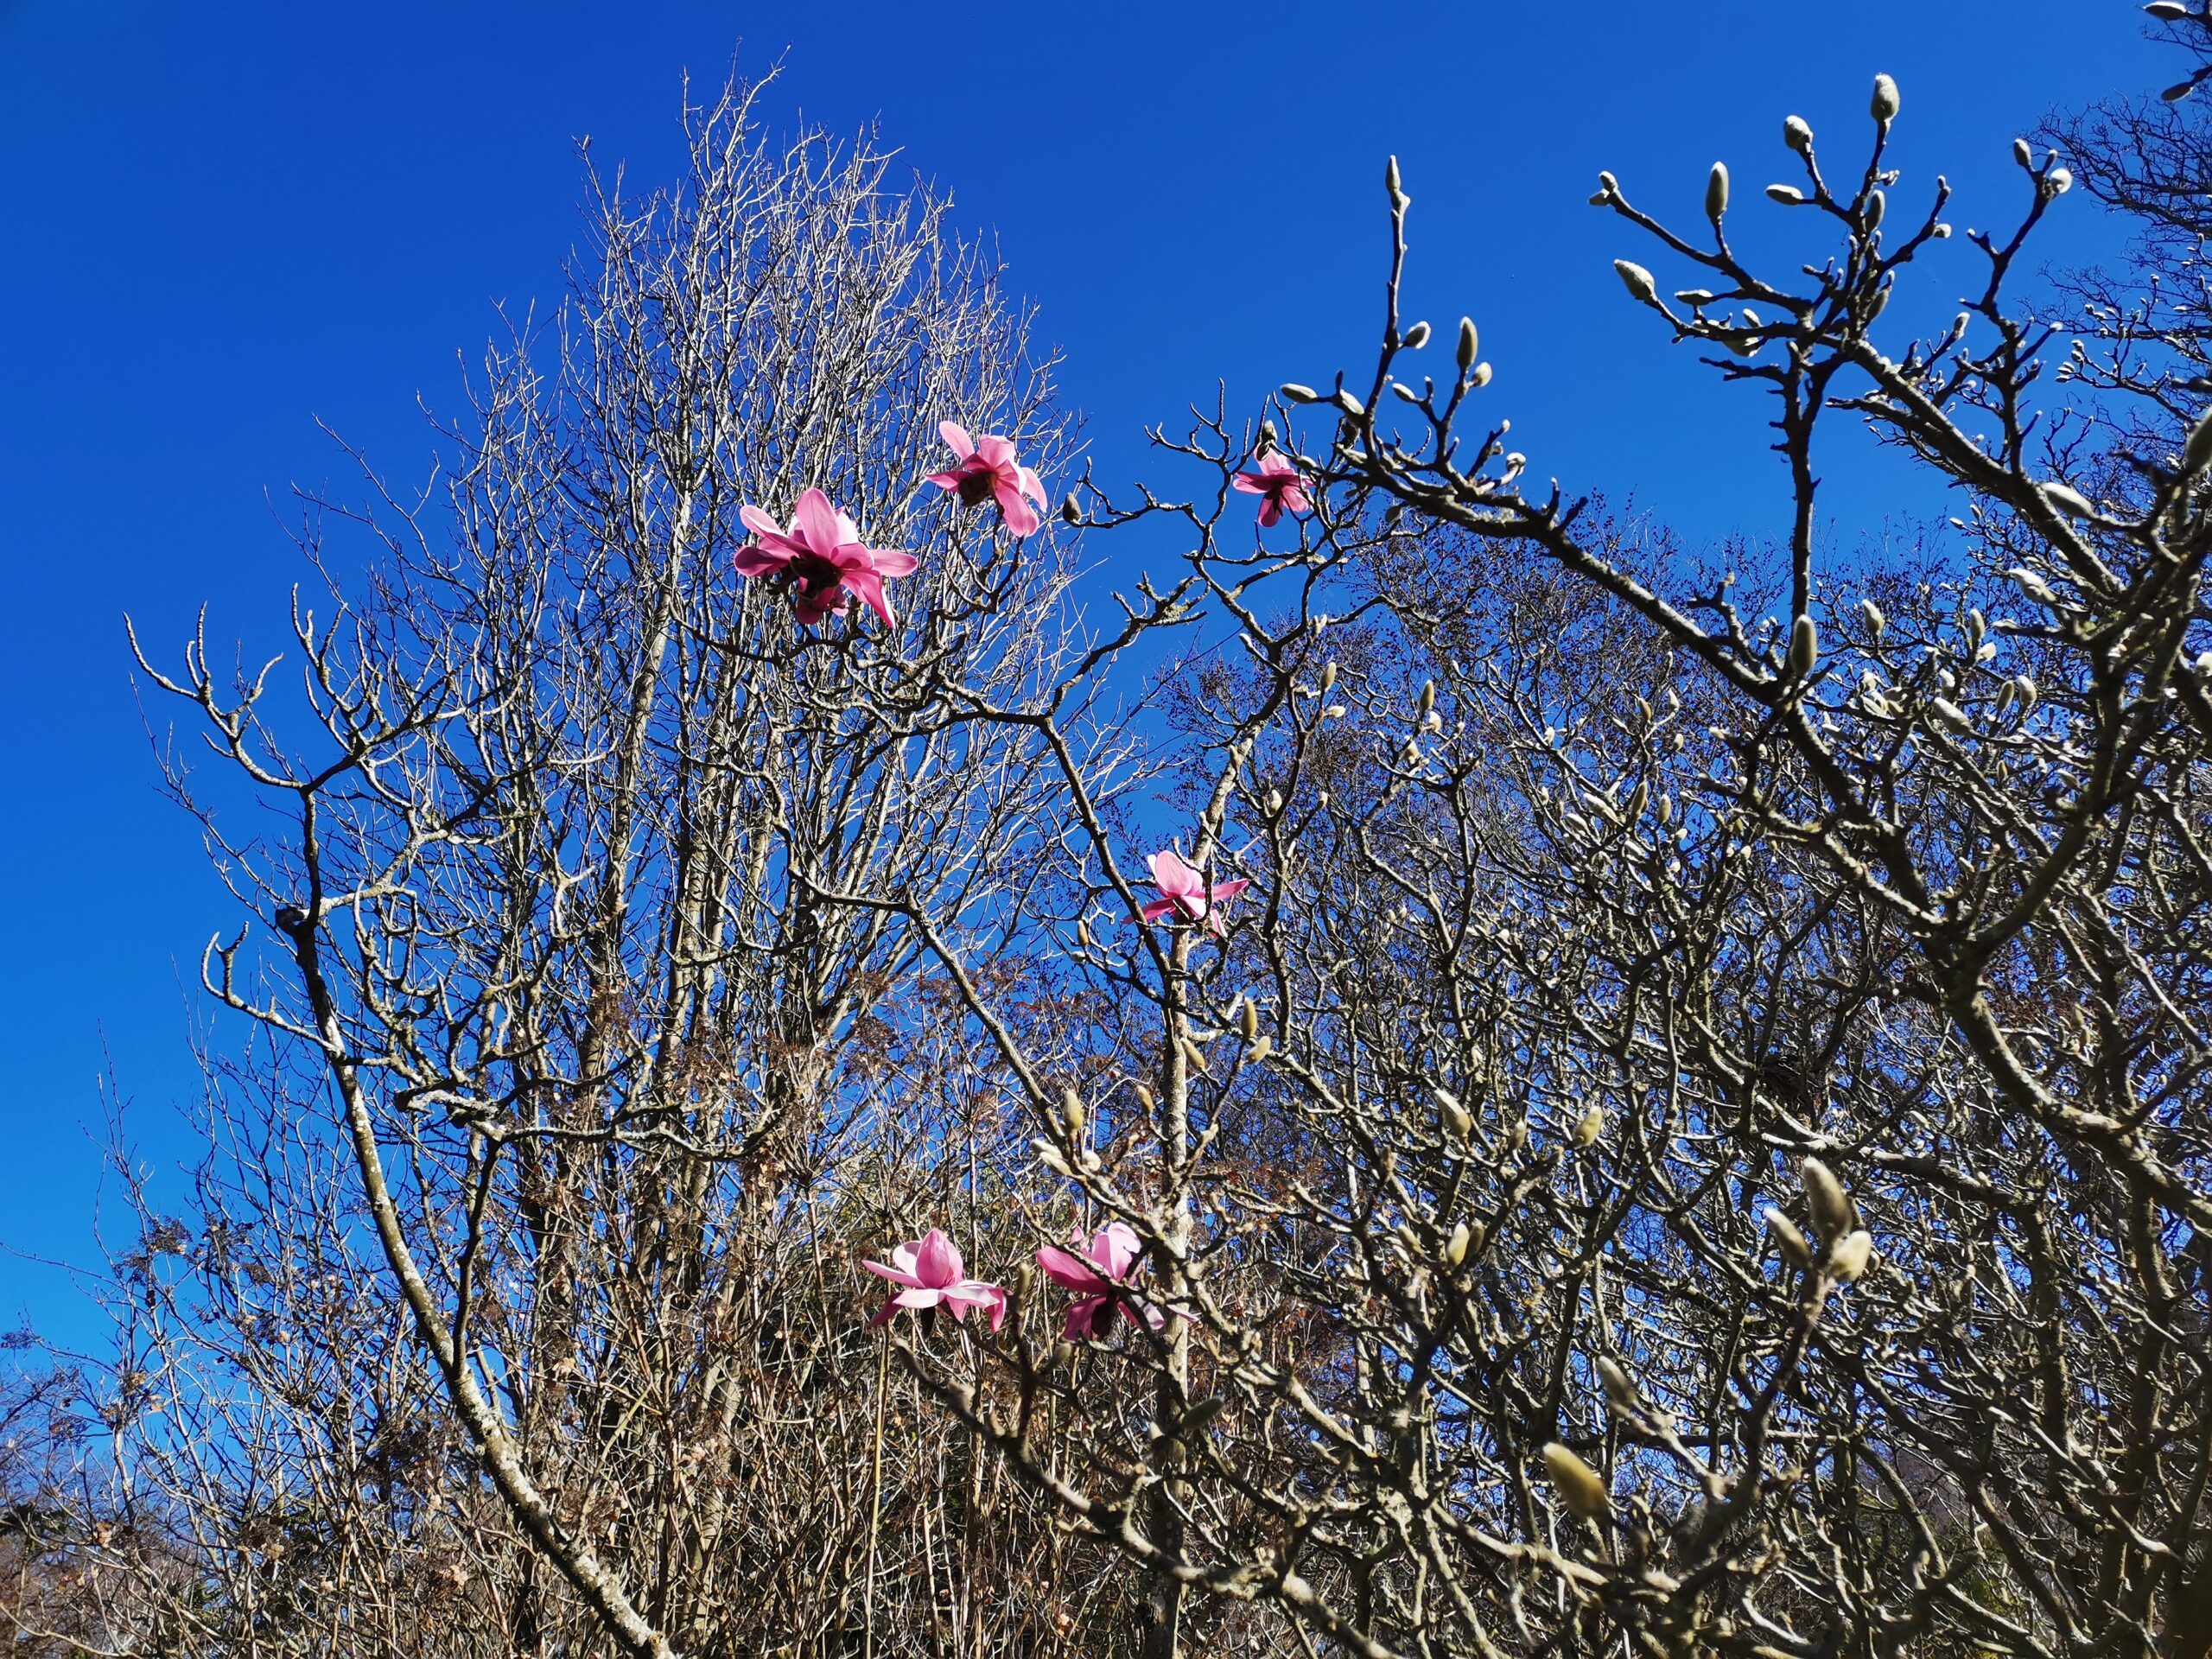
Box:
left=1035, top=1221, right=1162, bottom=1340
left=735, top=489, right=918, bottom=628
left=1232, top=450, right=1311, bottom=527
left=864, top=1228, right=1007, bottom=1332
left=926, top=421, right=1047, bottom=537
left=1141, top=849, right=1249, bottom=938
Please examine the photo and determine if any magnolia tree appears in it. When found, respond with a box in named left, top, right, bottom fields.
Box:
left=40, top=14, right=2212, bottom=1659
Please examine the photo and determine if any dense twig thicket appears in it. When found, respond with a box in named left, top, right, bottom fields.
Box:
left=14, top=15, right=2212, bottom=1658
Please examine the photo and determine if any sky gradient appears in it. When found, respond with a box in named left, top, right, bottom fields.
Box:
left=0, top=2, right=2166, bottom=1344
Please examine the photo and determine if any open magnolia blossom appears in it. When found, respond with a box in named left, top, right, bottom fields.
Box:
left=1141, top=849, right=1249, bottom=937
left=735, top=487, right=919, bottom=627
left=864, top=1228, right=1007, bottom=1331
left=1035, top=1221, right=1164, bottom=1340
left=926, top=421, right=1048, bottom=537
left=1231, top=449, right=1311, bottom=526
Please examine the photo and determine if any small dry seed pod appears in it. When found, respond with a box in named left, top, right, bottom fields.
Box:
left=1614, top=259, right=1659, bottom=303
left=1764, top=1206, right=1813, bottom=1269
left=1457, top=316, right=1478, bottom=371
left=1801, top=1158, right=1855, bottom=1243
left=1706, top=161, right=1730, bottom=219
left=1446, top=1219, right=1471, bottom=1268
left=1828, top=1230, right=1874, bottom=1282
left=1871, top=73, right=1901, bottom=123
left=1541, top=1443, right=1613, bottom=1522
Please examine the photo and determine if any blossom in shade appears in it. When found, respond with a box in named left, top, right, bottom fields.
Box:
left=1035, top=1221, right=1161, bottom=1340
left=735, top=489, right=919, bottom=628
left=1141, top=849, right=1249, bottom=938
left=926, top=422, right=1048, bottom=537
left=1231, top=450, right=1311, bottom=526
left=864, top=1229, right=1007, bottom=1331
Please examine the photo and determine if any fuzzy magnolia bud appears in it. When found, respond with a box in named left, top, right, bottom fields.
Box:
left=1401, top=320, right=1431, bottom=351
left=1859, top=598, right=1885, bottom=639
left=1800, top=1158, right=1854, bottom=1244
left=2047, top=166, right=2073, bottom=194
left=1786, top=613, right=1819, bottom=680
left=1541, top=1443, right=1613, bottom=1522
left=1457, top=316, right=1479, bottom=371
left=2184, top=404, right=2212, bottom=478
left=1588, top=169, right=1619, bottom=206
left=2043, top=482, right=2094, bottom=518
left=1060, top=493, right=1081, bottom=525
left=1767, top=183, right=1806, bottom=205
left=2014, top=137, right=2034, bottom=168
left=1434, top=1085, right=1474, bottom=1141
left=1060, top=1088, right=1085, bottom=1141
left=1870, top=73, right=1901, bottom=124
left=2147, top=1, right=2190, bottom=17
left=1784, top=115, right=1815, bottom=152
left=1280, top=383, right=1319, bottom=404
left=1385, top=155, right=1404, bottom=200
left=1596, top=1356, right=1639, bottom=1411
left=1246, top=1035, right=1272, bottom=1065
left=1706, top=161, right=1730, bottom=219
left=1319, top=660, right=1338, bottom=693
left=1828, top=1230, right=1874, bottom=1283
left=1864, top=188, right=1886, bottom=231
left=1614, top=260, right=1659, bottom=304
left=1574, top=1103, right=1605, bottom=1147
left=1263, top=787, right=1283, bottom=815
left=1135, top=1083, right=1158, bottom=1113
left=1239, top=998, right=1260, bottom=1041
left=1446, top=1219, right=1472, bottom=1268
left=1764, top=1207, right=1813, bottom=1268
left=1418, top=679, right=1435, bottom=715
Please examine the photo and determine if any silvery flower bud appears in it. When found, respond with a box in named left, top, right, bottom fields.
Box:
left=1264, top=788, right=1283, bottom=815
left=1706, top=162, right=1730, bottom=219
left=1864, top=188, right=1886, bottom=230
left=1800, top=1158, right=1854, bottom=1244
left=1258, top=418, right=1278, bottom=447
left=1596, top=1356, right=1639, bottom=1410
left=2147, top=2, right=2190, bottom=17
left=1588, top=169, right=1619, bottom=206
left=1418, top=678, right=1435, bottom=715
left=1764, top=1207, right=1812, bottom=1268
left=1828, top=1230, right=1874, bottom=1282
left=1320, top=660, right=1338, bottom=692
left=1614, top=260, right=1659, bottom=304
left=1786, top=613, right=1819, bottom=680
left=2012, top=673, right=2037, bottom=709
left=1077, top=917, right=1093, bottom=948
left=1060, top=1088, right=1085, bottom=1140
left=1239, top=998, right=1260, bottom=1041
left=1467, top=362, right=1493, bottom=388
left=1135, top=1083, right=1157, bottom=1112
left=1574, top=1103, right=1605, bottom=1147
left=1767, top=183, right=1806, bottom=205
left=1859, top=598, right=1885, bottom=638
left=1931, top=696, right=1969, bottom=729
left=2047, top=166, right=2073, bottom=194
left=1446, top=1219, right=1471, bottom=1268
left=1060, top=493, right=1082, bottom=525
left=1871, top=73, right=1901, bottom=123
left=1402, top=320, right=1431, bottom=350
left=2042, top=482, right=2094, bottom=518
left=1784, top=115, right=1815, bottom=152
left=1541, top=1443, right=1613, bottom=1522
left=2184, top=404, right=2212, bottom=477
left=1457, top=316, right=1479, bottom=371
left=1280, top=383, right=1319, bottom=404
left=1246, top=1035, right=1272, bottom=1065
left=2014, top=137, right=2034, bottom=168
left=1385, top=155, right=1403, bottom=198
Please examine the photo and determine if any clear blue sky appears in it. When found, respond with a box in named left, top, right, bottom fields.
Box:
left=0, top=2, right=2162, bottom=1345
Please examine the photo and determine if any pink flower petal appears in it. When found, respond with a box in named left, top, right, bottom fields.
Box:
left=1036, top=1244, right=1105, bottom=1292
left=870, top=549, right=919, bottom=577
left=913, top=1229, right=963, bottom=1290
left=938, top=421, right=976, bottom=460
left=792, top=489, right=844, bottom=556
left=1090, top=1222, right=1141, bottom=1281
left=842, top=567, right=895, bottom=629
left=734, top=546, right=789, bottom=575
